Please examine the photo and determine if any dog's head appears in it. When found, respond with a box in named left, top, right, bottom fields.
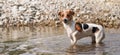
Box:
left=58, top=9, right=75, bottom=24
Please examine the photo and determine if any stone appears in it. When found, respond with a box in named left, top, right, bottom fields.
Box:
left=18, top=6, right=26, bottom=11
left=16, top=44, right=28, bottom=50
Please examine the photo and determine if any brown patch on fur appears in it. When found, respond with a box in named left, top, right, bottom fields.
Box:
left=75, top=22, right=82, bottom=32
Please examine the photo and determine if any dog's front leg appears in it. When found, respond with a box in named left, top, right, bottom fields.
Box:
left=68, top=34, right=74, bottom=44
left=71, top=31, right=78, bottom=46
left=70, top=36, right=74, bottom=44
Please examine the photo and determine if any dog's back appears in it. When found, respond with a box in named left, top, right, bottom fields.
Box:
left=75, top=22, right=104, bottom=37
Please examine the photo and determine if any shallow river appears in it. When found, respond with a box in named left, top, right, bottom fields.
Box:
left=0, top=26, right=120, bottom=55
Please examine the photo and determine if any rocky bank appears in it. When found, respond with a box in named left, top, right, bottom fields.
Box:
left=0, top=0, right=120, bottom=28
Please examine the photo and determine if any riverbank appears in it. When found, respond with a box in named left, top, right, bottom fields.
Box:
left=0, top=0, right=120, bottom=28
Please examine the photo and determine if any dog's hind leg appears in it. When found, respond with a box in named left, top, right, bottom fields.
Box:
left=91, top=36, right=96, bottom=44
left=95, top=31, right=105, bottom=44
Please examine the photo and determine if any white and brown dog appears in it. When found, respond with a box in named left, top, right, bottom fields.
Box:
left=58, top=9, right=105, bottom=46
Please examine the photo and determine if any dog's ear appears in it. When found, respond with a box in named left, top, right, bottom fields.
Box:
left=69, top=10, right=75, bottom=16
left=58, top=11, right=62, bottom=16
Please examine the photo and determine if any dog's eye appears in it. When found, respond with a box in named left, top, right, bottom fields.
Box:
left=67, top=14, right=70, bottom=17
left=61, top=14, right=64, bottom=17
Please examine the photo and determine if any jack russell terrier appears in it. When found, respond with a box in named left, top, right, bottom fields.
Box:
left=58, top=9, right=105, bottom=46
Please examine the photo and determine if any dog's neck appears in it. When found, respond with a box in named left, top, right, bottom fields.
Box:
left=63, top=20, right=75, bottom=35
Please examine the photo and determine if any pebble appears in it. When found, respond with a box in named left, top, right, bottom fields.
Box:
left=16, top=44, right=28, bottom=50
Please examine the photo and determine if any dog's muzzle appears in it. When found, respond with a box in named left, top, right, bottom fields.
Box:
left=63, top=19, right=68, bottom=23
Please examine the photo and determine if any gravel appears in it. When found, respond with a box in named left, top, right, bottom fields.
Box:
left=0, top=0, right=120, bottom=28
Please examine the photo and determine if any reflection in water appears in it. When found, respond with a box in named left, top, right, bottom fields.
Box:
left=0, top=26, right=64, bottom=42
left=66, top=43, right=106, bottom=55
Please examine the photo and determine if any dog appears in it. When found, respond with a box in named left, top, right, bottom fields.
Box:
left=58, top=9, right=105, bottom=46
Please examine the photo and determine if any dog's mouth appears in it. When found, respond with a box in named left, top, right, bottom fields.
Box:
left=62, top=18, right=73, bottom=24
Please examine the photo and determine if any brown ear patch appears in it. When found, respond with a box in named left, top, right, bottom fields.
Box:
left=58, top=11, right=64, bottom=21
left=75, top=22, right=82, bottom=32
left=58, top=11, right=62, bottom=16
left=69, top=10, right=75, bottom=16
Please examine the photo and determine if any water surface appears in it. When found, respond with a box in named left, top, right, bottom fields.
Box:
left=0, top=27, right=120, bottom=55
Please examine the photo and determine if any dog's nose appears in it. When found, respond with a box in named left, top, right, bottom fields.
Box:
left=64, top=19, right=68, bottom=23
